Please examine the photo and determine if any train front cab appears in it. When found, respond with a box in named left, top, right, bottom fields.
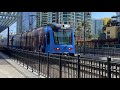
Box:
left=44, top=25, right=75, bottom=56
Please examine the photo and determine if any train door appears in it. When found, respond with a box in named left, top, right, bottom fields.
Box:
left=45, top=31, right=50, bottom=53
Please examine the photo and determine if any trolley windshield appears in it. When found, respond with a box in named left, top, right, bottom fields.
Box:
left=53, top=29, right=72, bottom=45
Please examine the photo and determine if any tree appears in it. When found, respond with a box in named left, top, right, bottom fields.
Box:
left=91, top=34, right=99, bottom=39
left=76, top=26, right=82, bottom=31
left=76, top=25, right=82, bottom=36
left=89, top=34, right=92, bottom=39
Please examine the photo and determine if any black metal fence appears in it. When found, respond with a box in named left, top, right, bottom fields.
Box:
left=1, top=48, right=120, bottom=78
left=76, top=46, right=120, bottom=58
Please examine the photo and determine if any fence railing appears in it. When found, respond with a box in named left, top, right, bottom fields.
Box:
left=1, top=48, right=120, bottom=78
left=76, top=46, right=120, bottom=58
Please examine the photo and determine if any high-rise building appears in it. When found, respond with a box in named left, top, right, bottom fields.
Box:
left=74, top=12, right=82, bottom=29
left=91, top=19, right=104, bottom=39
left=17, top=12, right=22, bottom=34
left=40, top=12, right=91, bottom=41
left=59, top=12, right=72, bottom=24
left=17, top=12, right=37, bottom=34
left=17, top=12, right=92, bottom=37
left=58, top=12, right=91, bottom=32
left=116, top=12, right=120, bottom=22
left=36, top=12, right=91, bottom=34
left=41, top=12, right=52, bottom=26
left=75, top=12, right=92, bottom=40
left=52, top=12, right=59, bottom=23
left=17, top=12, right=53, bottom=34
left=36, top=12, right=42, bottom=28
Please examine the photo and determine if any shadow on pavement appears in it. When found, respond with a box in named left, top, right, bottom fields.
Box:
left=0, top=52, right=11, bottom=65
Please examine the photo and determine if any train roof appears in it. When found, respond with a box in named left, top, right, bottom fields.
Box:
left=48, top=23, right=71, bottom=30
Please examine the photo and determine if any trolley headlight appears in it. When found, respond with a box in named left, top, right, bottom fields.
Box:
left=68, top=48, right=72, bottom=50
left=54, top=48, right=60, bottom=50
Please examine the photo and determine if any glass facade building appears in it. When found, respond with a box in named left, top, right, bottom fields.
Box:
left=92, top=19, right=104, bottom=36
left=116, top=12, right=120, bottom=22
left=17, top=12, right=92, bottom=36
left=17, top=12, right=37, bottom=33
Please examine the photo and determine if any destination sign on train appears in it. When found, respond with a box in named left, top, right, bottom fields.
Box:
left=53, top=23, right=71, bottom=29
left=61, top=24, right=71, bottom=29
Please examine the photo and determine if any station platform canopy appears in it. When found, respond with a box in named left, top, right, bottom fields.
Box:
left=0, top=12, right=18, bottom=33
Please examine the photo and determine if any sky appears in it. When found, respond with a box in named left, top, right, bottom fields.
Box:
left=0, top=22, right=16, bottom=38
left=0, top=12, right=117, bottom=38
left=92, top=12, right=116, bottom=19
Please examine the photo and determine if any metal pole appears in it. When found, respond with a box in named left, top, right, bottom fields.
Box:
left=107, top=57, right=111, bottom=78
left=78, top=54, right=80, bottom=78
left=7, top=27, right=9, bottom=48
left=83, top=12, right=85, bottom=55
left=38, top=50, right=40, bottom=75
left=47, top=51, right=49, bottom=78
left=27, top=49, right=29, bottom=69
left=59, top=52, right=62, bottom=78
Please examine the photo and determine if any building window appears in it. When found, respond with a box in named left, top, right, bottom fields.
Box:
left=63, top=12, right=67, bottom=14
left=63, top=15, right=67, bottom=17
left=64, top=22, right=67, bottom=24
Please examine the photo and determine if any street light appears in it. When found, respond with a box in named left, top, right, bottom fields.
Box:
left=83, top=12, right=90, bottom=55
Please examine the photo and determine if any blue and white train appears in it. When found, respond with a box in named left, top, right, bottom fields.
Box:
left=1, top=23, right=75, bottom=56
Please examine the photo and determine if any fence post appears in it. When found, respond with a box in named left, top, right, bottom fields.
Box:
left=78, top=54, right=80, bottom=78
left=47, top=51, right=49, bottom=78
left=59, top=52, right=62, bottom=78
left=32, top=51, right=34, bottom=72
left=27, top=49, right=29, bottom=69
left=14, top=49, right=15, bottom=61
left=38, top=50, right=40, bottom=76
left=22, top=49, right=24, bottom=67
left=66, top=53, right=69, bottom=78
left=107, top=57, right=111, bottom=78
left=16, top=49, right=18, bottom=63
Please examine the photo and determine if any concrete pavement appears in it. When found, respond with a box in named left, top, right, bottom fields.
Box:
left=0, top=52, right=45, bottom=78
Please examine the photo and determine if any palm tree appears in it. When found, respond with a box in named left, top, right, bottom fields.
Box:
left=92, top=34, right=99, bottom=39
left=81, top=21, right=91, bottom=40
left=75, top=26, right=81, bottom=41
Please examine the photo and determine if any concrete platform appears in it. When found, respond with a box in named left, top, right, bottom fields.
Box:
left=0, top=52, right=45, bottom=78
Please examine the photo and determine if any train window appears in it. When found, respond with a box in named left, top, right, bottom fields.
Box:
left=47, top=32, right=50, bottom=45
left=54, top=29, right=72, bottom=45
